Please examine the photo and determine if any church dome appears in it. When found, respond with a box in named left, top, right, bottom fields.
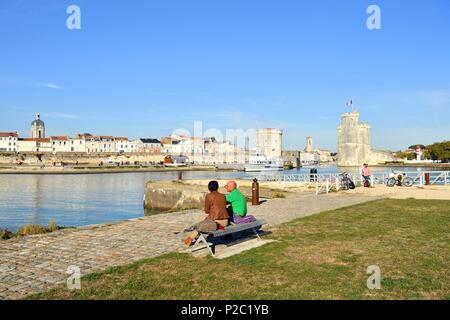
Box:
left=31, top=119, right=44, bottom=126
left=31, top=113, right=45, bottom=127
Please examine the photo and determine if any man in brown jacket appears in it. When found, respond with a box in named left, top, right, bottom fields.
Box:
left=182, top=180, right=229, bottom=246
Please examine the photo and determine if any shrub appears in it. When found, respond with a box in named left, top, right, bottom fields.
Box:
left=47, top=219, right=59, bottom=232
left=16, top=224, right=46, bottom=236
left=272, top=192, right=286, bottom=199
left=0, top=229, right=13, bottom=240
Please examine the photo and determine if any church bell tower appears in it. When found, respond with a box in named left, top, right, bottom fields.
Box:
left=31, top=113, right=45, bottom=139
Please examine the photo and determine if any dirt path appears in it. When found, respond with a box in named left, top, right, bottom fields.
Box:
left=343, top=185, right=450, bottom=200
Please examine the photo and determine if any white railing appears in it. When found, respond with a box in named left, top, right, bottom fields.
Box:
left=258, top=171, right=450, bottom=187
left=261, top=173, right=341, bottom=183
left=315, top=175, right=344, bottom=195
left=370, top=171, right=450, bottom=186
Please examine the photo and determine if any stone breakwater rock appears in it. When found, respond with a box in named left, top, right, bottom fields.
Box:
left=144, top=181, right=206, bottom=211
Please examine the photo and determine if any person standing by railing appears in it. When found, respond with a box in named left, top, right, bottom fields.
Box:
left=361, top=163, right=371, bottom=187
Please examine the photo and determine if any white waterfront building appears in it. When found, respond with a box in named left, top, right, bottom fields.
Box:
left=17, top=138, right=52, bottom=152
left=160, top=135, right=249, bottom=164
left=80, top=134, right=115, bottom=154
left=129, top=139, right=140, bottom=153
left=137, top=139, right=162, bottom=153
left=114, top=137, right=130, bottom=153
left=300, top=151, right=320, bottom=165
left=0, top=132, right=18, bottom=152
left=69, top=137, right=87, bottom=153
left=50, top=136, right=71, bottom=153
left=98, top=136, right=115, bottom=153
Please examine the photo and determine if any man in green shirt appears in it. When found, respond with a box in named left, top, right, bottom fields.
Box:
left=225, top=181, right=247, bottom=222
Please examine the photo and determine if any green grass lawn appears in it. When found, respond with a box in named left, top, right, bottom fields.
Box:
left=29, top=199, right=450, bottom=300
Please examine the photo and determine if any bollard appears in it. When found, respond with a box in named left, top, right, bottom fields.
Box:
left=252, top=178, right=260, bottom=205
left=425, top=173, right=430, bottom=186
left=177, top=171, right=183, bottom=180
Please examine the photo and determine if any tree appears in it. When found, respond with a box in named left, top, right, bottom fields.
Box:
left=426, top=141, right=450, bottom=161
left=396, top=151, right=409, bottom=159
left=408, top=144, right=426, bottom=150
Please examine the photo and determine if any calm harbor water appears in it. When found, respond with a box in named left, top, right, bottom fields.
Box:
left=0, top=165, right=446, bottom=231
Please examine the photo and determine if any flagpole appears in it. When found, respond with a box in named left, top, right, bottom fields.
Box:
left=348, top=99, right=355, bottom=112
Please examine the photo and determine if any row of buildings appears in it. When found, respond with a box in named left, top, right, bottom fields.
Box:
left=0, top=114, right=164, bottom=154
left=0, top=114, right=284, bottom=165
left=0, top=132, right=163, bottom=154
left=0, top=130, right=255, bottom=164
left=282, top=137, right=334, bottom=167
left=1, top=113, right=341, bottom=165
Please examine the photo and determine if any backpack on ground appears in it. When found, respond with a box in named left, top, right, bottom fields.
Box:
left=349, top=181, right=356, bottom=189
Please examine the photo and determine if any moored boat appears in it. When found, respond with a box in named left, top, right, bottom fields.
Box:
left=244, top=154, right=284, bottom=172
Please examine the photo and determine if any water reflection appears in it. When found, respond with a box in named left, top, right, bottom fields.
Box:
left=0, top=171, right=248, bottom=231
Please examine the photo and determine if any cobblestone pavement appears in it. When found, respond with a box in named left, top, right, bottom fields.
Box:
left=0, top=192, right=381, bottom=299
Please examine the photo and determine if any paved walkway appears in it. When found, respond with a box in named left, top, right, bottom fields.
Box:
left=0, top=192, right=380, bottom=299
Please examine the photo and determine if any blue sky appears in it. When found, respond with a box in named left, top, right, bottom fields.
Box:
left=0, top=0, right=449, bottom=151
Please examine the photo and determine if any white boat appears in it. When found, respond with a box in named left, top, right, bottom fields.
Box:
left=301, top=162, right=320, bottom=168
left=244, top=154, right=284, bottom=172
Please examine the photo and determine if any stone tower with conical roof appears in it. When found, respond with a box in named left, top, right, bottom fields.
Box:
left=31, top=113, right=45, bottom=139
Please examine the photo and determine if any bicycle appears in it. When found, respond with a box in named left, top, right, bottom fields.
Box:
left=340, top=172, right=356, bottom=190
left=386, top=170, right=414, bottom=187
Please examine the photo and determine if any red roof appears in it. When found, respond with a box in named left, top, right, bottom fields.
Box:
left=0, top=132, right=18, bottom=138
left=50, top=136, right=69, bottom=141
left=114, top=137, right=129, bottom=141
left=20, top=138, right=51, bottom=143
left=78, top=133, right=93, bottom=139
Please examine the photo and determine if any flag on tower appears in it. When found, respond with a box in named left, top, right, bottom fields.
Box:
left=346, top=99, right=353, bottom=107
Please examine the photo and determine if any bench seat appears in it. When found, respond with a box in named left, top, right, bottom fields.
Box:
left=206, top=219, right=266, bottom=238
left=191, top=219, right=267, bottom=256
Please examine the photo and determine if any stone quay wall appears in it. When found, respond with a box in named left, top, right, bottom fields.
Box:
left=0, top=152, right=165, bottom=166
left=144, top=181, right=207, bottom=211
